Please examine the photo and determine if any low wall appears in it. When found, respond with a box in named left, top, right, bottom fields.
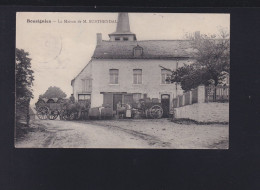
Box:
left=174, top=103, right=229, bottom=122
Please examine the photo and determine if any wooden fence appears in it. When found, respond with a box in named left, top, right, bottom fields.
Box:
left=172, top=85, right=229, bottom=108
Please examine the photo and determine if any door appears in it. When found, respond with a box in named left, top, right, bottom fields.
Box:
left=103, top=93, right=113, bottom=108
left=113, top=94, right=123, bottom=111
left=124, top=94, right=134, bottom=105
left=161, top=94, right=170, bottom=118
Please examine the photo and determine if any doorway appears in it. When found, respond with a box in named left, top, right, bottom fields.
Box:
left=161, top=94, right=170, bottom=118
left=113, top=94, right=123, bottom=111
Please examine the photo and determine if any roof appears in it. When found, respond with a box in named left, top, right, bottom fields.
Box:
left=92, top=40, right=194, bottom=59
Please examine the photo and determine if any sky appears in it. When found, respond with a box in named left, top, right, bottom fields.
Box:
left=16, top=12, right=230, bottom=105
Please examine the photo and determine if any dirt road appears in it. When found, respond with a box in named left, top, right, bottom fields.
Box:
left=15, top=119, right=228, bottom=149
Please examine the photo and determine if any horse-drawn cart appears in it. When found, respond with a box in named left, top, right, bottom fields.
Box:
left=35, top=98, right=90, bottom=121
left=137, top=99, right=163, bottom=119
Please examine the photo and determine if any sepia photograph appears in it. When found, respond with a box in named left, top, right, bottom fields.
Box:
left=15, top=12, right=230, bottom=149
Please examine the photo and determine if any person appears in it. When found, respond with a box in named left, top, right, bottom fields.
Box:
left=125, top=103, right=132, bottom=118
left=117, top=101, right=121, bottom=110
left=69, top=94, right=75, bottom=103
left=117, top=101, right=125, bottom=118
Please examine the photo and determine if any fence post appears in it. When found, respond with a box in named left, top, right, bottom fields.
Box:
left=205, top=86, right=208, bottom=103
left=189, top=91, right=192, bottom=104
left=182, top=94, right=185, bottom=106
left=197, top=85, right=206, bottom=103
left=176, top=96, right=179, bottom=107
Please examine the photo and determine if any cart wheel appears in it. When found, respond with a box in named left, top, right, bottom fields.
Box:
left=69, top=112, right=78, bottom=120
left=61, top=110, right=70, bottom=120
left=47, top=110, right=59, bottom=120
left=62, top=110, right=77, bottom=120
left=36, top=106, right=49, bottom=120
left=149, top=105, right=163, bottom=119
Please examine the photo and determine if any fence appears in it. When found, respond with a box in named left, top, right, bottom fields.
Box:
left=173, top=98, right=178, bottom=108
left=205, top=85, right=229, bottom=102
left=172, top=85, right=229, bottom=108
left=191, top=88, right=198, bottom=104
left=184, top=91, right=190, bottom=105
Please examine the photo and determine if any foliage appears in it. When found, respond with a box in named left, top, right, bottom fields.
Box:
left=40, top=86, right=67, bottom=99
left=16, top=48, right=34, bottom=99
left=16, top=48, right=34, bottom=125
left=169, top=29, right=230, bottom=91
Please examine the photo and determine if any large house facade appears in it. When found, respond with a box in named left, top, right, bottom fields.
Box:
left=71, top=13, right=195, bottom=117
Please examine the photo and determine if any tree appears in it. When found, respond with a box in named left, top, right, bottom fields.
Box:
left=16, top=48, right=34, bottom=99
left=40, top=86, right=67, bottom=99
left=169, top=29, right=230, bottom=91
left=16, top=48, right=34, bottom=125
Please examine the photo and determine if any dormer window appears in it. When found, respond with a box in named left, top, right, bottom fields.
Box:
left=133, top=45, right=143, bottom=57
left=115, top=37, right=120, bottom=41
left=123, top=37, right=128, bottom=41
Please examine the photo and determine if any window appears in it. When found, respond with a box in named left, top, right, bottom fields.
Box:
left=82, top=79, right=92, bottom=91
left=134, top=48, right=143, bottom=57
left=133, top=93, right=141, bottom=103
left=123, top=37, right=128, bottom=41
left=109, top=69, right=119, bottom=84
left=161, top=69, right=171, bottom=84
left=133, top=69, right=142, bottom=84
left=78, top=94, right=91, bottom=104
left=115, top=37, right=120, bottom=41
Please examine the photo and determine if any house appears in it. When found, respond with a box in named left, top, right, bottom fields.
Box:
left=71, top=13, right=195, bottom=117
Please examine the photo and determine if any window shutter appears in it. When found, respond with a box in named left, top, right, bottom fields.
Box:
left=89, top=79, right=92, bottom=90
left=82, top=80, right=85, bottom=91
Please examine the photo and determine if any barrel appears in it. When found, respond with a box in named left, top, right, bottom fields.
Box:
left=88, top=107, right=100, bottom=119
left=100, top=107, right=113, bottom=119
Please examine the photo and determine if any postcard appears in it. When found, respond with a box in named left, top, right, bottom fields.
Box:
left=15, top=12, right=230, bottom=149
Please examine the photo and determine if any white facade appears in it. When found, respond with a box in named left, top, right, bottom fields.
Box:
left=71, top=13, right=194, bottom=115
left=72, top=58, right=193, bottom=108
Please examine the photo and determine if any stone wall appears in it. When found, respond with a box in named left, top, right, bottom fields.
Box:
left=174, top=102, right=229, bottom=122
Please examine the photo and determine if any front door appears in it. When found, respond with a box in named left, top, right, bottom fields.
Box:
left=161, top=94, right=170, bottom=118
left=113, top=94, right=123, bottom=111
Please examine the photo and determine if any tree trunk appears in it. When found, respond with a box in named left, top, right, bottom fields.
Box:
left=26, top=99, right=30, bottom=126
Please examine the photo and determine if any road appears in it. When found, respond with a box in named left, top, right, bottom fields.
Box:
left=15, top=119, right=229, bottom=149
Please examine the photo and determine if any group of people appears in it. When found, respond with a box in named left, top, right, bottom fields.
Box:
left=116, top=101, right=132, bottom=118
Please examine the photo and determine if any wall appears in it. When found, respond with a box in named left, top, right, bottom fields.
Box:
left=174, top=103, right=229, bottom=122
left=90, top=59, right=191, bottom=107
left=72, top=61, right=92, bottom=101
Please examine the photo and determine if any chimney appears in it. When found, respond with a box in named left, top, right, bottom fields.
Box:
left=97, top=33, right=102, bottom=45
left=194, top=31, right=200, bottom=40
